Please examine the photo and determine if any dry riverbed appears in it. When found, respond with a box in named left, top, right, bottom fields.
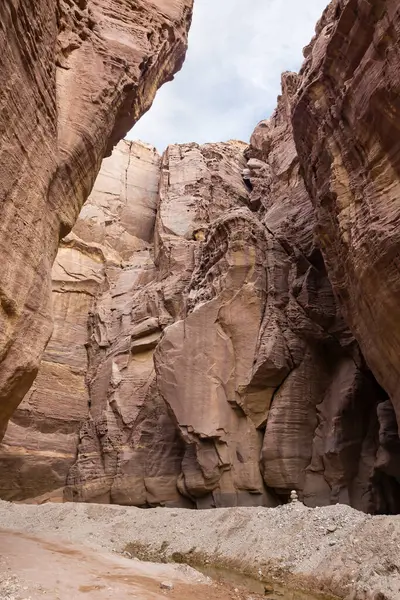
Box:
left=0, top=500, right=398, bottom=599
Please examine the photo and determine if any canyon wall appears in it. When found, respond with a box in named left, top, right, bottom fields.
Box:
left=0, top=140, right=162, bottom=501
left=291, top=0, right=400, bottom=493
left=2, top=130, right=399, bottom=512
left=2, top=0, right=400, bottom=515
left=244, top=72, right=400, bottom=514
left=0, top=0, right=193, bottom=438
left=1, top=138, right=279, bottom=508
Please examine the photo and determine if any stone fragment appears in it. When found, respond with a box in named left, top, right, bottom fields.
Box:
left=247, top=158, right=266, bottom=170
left=160, top=581, right=174, bottom=591
left=327, top=525, right=337, bottom=534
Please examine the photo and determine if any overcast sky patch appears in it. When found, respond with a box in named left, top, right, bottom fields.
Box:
left=127, top=0, right=328, bottom=151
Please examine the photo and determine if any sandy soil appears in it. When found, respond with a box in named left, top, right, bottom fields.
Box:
left=0, top=529, right=251, bottom=600
left=0, top=500, right=398, bottom=600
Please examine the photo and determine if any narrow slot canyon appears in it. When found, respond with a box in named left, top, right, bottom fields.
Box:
left=1, top=1, right=400, bottom=599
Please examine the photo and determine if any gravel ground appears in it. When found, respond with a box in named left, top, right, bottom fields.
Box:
left=0, top=500, right=399, bottom=600
left=0, top=571, right=24, bottom=600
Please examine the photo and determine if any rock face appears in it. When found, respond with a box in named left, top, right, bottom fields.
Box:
left=1, top=139, right=280, bottom=508
left=0, top=140, right=163, bottom=501
left=2, top=0, right=400, bottom=515
left=2, top=130, right=400, bottom=513
left=242, top=73, right=399, bottom=514
left=0, top=0, right=193, bottom=438
left=291, top=0, right=400, bottom=499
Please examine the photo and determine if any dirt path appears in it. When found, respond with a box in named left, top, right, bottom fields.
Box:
left=0, top=529, right=243, bottom=600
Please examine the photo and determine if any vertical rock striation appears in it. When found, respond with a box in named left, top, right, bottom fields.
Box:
left=0, top=0, right=193, bottom=437
left=0, top=140, right=162, bottom=501
left=153, top=143, right=275, bottom=508
left=2, top=0, right=400, bottom=515
left=243, top=72, right=397, bottom=513
left=67, top=139, right=279, bottom=508
left=1, top=140, right=280, bottom=508
left=291, top=0, right=400, bottom=501
left=2, top=126, right=399, bottom=512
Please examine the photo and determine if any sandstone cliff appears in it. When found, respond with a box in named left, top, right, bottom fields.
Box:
left=1, top=139, right=278, bottom=508
left=291, top=0, right=400, bottom=497
left=2, top=0, right=400, bottom=515
left=0, top=140, right=162, bottom=501
left=0, top=0, right=192, bottom=438
left=2, top=130, right=399, bottom=512
left=244, top=73, right=399, bottom=514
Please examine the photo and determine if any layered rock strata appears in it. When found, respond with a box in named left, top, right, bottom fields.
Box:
left=0, top=0, right=193, bottom=438
left=290, top=0, right=400, bottom=499
left=3, top=0, right=400, bottom=515
left=2, top=127, right=400, bottom=512
left=244, top=72, right=400, bottom=514
left=2, top=139, right=281, bottom=508
left=0, top=140, right=163, bottom=501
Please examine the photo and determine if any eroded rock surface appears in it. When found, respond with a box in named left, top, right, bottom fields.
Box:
left=2, top=127, right=400, bottom=512
left=3, top=0, right=400, bottom=515
left=1, top=140, right=276, bottom=508
left=0, top=140, right=163, bottom=501
left=66, top=139, right=277, bottom=508
left=292, top=1, right=400, bottom=461
left=0, top=0, right=192, bottom=438
left=242, top=72, right=400, bottom=514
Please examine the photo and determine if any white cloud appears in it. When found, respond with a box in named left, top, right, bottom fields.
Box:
left=127, top=0, right=328, bottom=151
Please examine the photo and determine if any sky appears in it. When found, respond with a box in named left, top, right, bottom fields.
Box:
left=127, top=0, right=328, bottom=151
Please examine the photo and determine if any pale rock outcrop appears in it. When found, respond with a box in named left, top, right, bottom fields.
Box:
left=1, top=140, right=278, bottom=508
left=153, top=143, right=274, bottom=506
left=66, top=140, right=277, bottom=508
left=0, top=0, right=193, bottom=438
left=0, top=140, right=162, bottom=500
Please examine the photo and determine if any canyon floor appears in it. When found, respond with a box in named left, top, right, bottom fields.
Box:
left=0, top=502, right=399, bottom=600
